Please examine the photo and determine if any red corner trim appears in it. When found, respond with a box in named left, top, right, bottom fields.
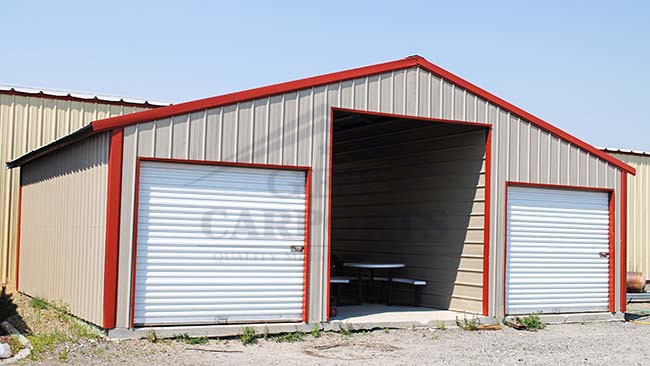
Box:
left=103, top=128, right=123, bottom=329
left=15, top=186, right=22, bottom=291
left=620, top=172, right=628, bottom=313
left=325, top=108, right=334, bottom=322
left=89, top=55, right=635, bottom=175
left=302, top=169, right=312, bottom=323
left=609, top=190, right=616, bottom=313
left=482, top=129, right=492, bottom=316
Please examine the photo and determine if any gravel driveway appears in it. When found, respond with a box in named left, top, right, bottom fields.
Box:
left=31, top=321, right=650, bottom=366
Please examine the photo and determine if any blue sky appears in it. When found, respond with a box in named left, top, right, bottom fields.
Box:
left=2, top=1, right=648, bottom=150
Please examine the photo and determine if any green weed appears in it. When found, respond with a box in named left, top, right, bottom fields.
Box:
left=240, top=327, right=257, bottom=345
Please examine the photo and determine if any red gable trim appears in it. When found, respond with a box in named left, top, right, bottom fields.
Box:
left=91, top=57, right=419, bottom=131
left=413, top=57, right=635, bottom=175
left=90, top=55, right=635, bottom=175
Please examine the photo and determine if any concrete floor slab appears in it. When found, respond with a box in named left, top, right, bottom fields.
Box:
left=326, top=303, right=493, bottom=331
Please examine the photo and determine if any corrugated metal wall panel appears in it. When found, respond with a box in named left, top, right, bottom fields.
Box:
left=610, top=153, right=650, bottom=277
left=0, top=94, right=151, bottom=287
left=115, top=66, right=623, bottom=326
left=19, top=132, right=110, bottom=325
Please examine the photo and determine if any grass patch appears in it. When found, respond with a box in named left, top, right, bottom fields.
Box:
left=29, top=296, right=49, bottom=310
left=146, top=330, right=159, bottom=343
left=516, top=313, right=546, bottom=330
left=172, top=333, right=209, bottom=345
left=339, top=323, right=353, bottom=337
left=28, top=332, right=70, bottom=360
left=310, top=324, right=321, bottom=338
left=21, top=296, right=103, bottom=360
left=274, top=331, right=304, bottom=343
left=58, top=348, right=69, bottom=362
left=240, top=327, right=257, bottom=345
left=456, top=316, right=479, bottom=331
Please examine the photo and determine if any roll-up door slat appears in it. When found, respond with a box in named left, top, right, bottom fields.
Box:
left=133, top=161, right=307, bottom=326
left=506, top=186, right=610, bottom=315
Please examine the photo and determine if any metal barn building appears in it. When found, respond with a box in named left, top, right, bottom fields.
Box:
left=0, top=85, right=165, bottom=289
left=6, top=56, right=635, bottom=336
left=601, top=148, right=650, bottom=279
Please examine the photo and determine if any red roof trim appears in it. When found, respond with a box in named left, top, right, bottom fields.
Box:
left=413, top=57, right=636, bottom=175
left=90, top=55, right=635, bottom=174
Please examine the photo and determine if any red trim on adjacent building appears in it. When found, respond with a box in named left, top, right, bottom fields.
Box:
left=103, top=129, right=124, bottom=329
left=0, top=89, right=167, bottom=109
left=302, top=170, right=312, bottom=323
left=620, top=172, right=628, bottom=313
left=608, top=191, right=616, bottom=313
left=482, top=129, right=492, bottom=316
left=129, top=157, right=312, bottom=327
left=15, top=186, right=22, bottom=292
left=89, top=55, right=635, bottom=175
left=503, top=182, right=616, bottom=316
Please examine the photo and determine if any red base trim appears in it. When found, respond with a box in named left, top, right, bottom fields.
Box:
left=103, top=129, right=124, bottom=329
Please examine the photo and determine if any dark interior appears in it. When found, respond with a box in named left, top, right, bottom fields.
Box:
left=330, top=110, right=488, bottom=312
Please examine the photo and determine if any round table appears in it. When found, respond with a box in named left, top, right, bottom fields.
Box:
left=343, top=262, right=405, bottom=305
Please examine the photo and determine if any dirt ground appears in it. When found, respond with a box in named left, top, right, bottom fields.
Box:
left=20, top=321, right=650, bottom=366
left=8, top=292, right=650, bottom=366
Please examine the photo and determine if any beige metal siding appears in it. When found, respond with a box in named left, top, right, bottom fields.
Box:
left=331, top=123, right=486, bottom=313
left=610, top=153, right=650, bottom=276
left=115, top=66, right=623, bottom=326
left=0, top=94, right=149, bottom=287
left=19, top=133, right=110, bottom=326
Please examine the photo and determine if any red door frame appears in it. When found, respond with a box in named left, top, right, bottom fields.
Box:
left=503, top=181, right=616, bottom=316
left=128, top=157, right=312, bottom=328
left=326, top=107, right=493, bottom=320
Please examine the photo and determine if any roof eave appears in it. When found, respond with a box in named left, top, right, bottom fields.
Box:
left=6, top=125, right=96, bottom=169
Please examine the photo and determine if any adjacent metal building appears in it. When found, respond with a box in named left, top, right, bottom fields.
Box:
left=0, top=85, right=166, bottom=288
left=7, top=56, right=635, bottom=333
left=601, top=148, right=650, bottom=278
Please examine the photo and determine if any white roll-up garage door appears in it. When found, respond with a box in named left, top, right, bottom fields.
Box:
left=133, top=161, right=308, bottom=326
left=506, top=186, right=611, bottom=315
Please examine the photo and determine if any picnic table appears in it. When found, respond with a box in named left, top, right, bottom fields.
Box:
left=343, top=262, right=405, bottom=305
